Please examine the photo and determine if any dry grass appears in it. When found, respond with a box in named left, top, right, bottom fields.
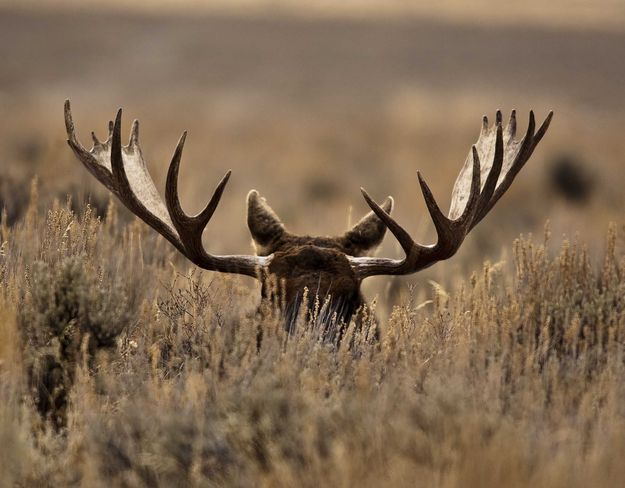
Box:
left=1, top=183, right=625, bottom=487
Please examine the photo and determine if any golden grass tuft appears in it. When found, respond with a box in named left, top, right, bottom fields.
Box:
left=1, top=191, right=625, bottom=486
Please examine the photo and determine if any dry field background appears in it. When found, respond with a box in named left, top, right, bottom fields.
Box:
left=1, top=2, right=625, bottom=486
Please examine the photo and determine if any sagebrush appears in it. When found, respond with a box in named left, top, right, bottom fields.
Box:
left=1, top=190, right=624, bottom=487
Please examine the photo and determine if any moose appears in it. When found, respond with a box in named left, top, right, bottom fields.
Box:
left=64, top=100, right=552, bottom=328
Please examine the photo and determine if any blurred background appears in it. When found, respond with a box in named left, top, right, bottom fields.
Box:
left=1, top=1, right=624, bottom=305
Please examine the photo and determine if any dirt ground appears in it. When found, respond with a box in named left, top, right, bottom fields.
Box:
left=0, top=6, right=624, bottom=298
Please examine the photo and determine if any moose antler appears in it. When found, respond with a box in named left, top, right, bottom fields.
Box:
left=349, top=110, right=553, bottom=279
left=64, top=100, right=270, bottom=278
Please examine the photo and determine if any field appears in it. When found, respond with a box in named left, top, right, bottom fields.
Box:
left=1, top=3, right=625, bottom=486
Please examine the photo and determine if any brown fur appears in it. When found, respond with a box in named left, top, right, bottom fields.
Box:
left=247, top=191, right=391, bottom=328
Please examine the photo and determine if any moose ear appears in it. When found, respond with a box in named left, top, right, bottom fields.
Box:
left=247, top=190, right=286, bottom=255
left=342, top=196, right=393, bottom=256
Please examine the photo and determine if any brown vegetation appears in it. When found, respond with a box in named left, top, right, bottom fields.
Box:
left=1, top=184, right=625, bottom=486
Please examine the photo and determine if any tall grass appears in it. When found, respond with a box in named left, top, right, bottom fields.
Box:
left=1, top=186, right=624, bottom=487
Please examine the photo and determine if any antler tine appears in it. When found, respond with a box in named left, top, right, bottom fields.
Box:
left=505, top=109, right=517, bottom=140
left=198, top=170, right=232, bottom=227
left=417, top=171, right=452, bottom=239
left=166, top=131, right=233, bottom=228
left=360, top=188, right=414, bottom=256
left=129, top=119, right=139, bottom=147
left=348, top=110, right=553, bottom=280
left=64, top=99, right=79, bottom=147
left=457, top=146, right=481, bottom=225
left=64, top=100, right=114, bottom=187
left=518, top=110, right=536, bottom=164
left=481, top=115, right=489, bottom=135
left=111, top=108, right=133, bottom=194
left=65, top=101, right=270, bottom=278
left=473, top=121, right=504, bottom=223
left=165, top=133, right=235, bottom=261
left=165, top=131, right=189, bottom=224
left=418, top=171, right=471, bottom=260
left=531, top=110, right=554, bottom=151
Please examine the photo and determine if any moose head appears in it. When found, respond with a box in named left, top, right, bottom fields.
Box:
left=64, top=101, right=552, bottom=326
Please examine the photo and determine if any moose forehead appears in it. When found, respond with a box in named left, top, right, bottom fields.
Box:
left=269, top=242, right=355, bottom=278
left=263, top=234, right=354, bottom=257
